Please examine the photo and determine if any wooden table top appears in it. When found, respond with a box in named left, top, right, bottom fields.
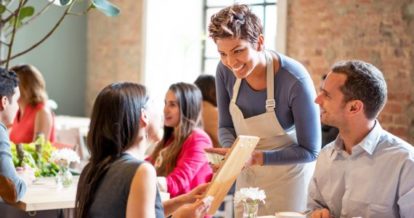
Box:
left=12, top=176, right=78, bottom=212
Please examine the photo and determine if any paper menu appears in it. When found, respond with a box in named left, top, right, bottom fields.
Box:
left=205, top=135, right=260, bottom=215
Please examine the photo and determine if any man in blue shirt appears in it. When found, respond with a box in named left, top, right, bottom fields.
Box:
left=309, top=60, right=414, bottom=218
left=0, top=67, right=26, bottom=203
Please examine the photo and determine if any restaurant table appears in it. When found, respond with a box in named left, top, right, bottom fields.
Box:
left=0, top=176, right=78, bottom=218
left=1, top=175, right=170, bottom=218
left=14, top=176, right=79, bottom=212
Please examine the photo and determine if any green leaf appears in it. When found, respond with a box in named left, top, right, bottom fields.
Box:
left=8, top=6, right=35, bottom=29
left=92, top=0, right=120, bottom=17
left=0, top=5, right=6, bottom=14
left=8, top=17, right=22, bottom=29
left=18, top=6, right=35, bottom=21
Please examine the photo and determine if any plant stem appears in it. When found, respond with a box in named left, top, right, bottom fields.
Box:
left=0, top=1, right=76, bottom=65
left=4, top=1, right=55, bottom=37
left=5, top=0, right=23, bottom=69
left=1, top=0, right=28, bottom=24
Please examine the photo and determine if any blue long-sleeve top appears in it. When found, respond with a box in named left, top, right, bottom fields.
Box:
left=0, top=122, right=26, bottom=202
left=216, top=52, right=321, bottom=165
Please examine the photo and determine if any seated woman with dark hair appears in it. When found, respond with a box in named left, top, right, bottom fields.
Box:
left=75, top=82, right=211, bottom=218
left=9, top=64, right=55, bottom=144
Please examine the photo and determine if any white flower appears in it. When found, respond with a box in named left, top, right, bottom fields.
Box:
left=234, top=187, right=266, bottom=205
left=50, top=148, right=80, bottom=167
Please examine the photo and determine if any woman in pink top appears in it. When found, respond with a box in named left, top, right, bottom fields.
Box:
left=149, top=82, right=213, bottom=198
left=9, top=65, right=55, bottom=144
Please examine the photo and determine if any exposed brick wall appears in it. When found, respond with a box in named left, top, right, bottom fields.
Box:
left=287, top=0, right=414, bottom=144
left=85, top=1, right=414, bottom=144
left=86, top=0, right=145, bottom=115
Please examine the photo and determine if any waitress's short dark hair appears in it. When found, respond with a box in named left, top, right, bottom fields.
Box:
left=208, top=4, right=262, bottom=44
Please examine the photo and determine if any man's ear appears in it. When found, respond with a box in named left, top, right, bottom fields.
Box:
left=347, top=100, right=363, bottom=115
left=0, top=96, right=8, bottom=111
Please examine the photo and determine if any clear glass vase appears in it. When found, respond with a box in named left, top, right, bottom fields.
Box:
left=56, top=166, right=73, bottom=188
left=242, top=201, right=259, bottom=218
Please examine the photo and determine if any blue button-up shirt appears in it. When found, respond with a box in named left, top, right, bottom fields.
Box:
left=0, top=122, right=26, bottom=202
left=308, top=121, right=414, bottom=218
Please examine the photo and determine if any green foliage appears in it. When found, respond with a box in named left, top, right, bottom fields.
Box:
left=0, top=5, right=6, bottom=14
left=8, top=6, right=35, bottom=29
left=18, top=6, right=35, bottom=20
left=10, top=135, right=60, bottom=177
left=0, top=0, right=120, bottom=67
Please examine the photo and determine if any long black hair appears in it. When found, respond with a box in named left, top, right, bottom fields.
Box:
left=75, top=82, right=148, bottom=218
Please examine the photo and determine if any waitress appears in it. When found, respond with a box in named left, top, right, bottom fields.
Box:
left=208, top=4, right=321, bottom=216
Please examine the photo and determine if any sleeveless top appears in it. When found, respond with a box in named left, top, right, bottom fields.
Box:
left=88, top=153, right=164, bottom=218
left=10, top=103, right=55, bottom=144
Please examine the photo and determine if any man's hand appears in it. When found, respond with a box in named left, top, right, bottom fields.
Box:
left=310, top=208, right=332, bottom=218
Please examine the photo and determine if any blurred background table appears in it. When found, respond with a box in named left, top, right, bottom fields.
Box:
left=0, top=176, right=79, bottom=218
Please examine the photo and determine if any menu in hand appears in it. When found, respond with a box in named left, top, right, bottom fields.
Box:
left=205, top=135, right=260, bottom=215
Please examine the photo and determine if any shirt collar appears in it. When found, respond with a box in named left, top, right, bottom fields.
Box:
left=354, top=120, right=383, bottom=155
left=0, top=122, right=6, bottom=131
left=329, top=120, right=383, bottom=159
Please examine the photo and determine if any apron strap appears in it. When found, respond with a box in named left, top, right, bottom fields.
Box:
left=265, top=51, right=276, bottom=112
left=231, top=51, right=276, bottom=112
left=231, top=79, right=242, bottom=104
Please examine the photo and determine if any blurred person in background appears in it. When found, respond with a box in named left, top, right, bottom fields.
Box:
left=9, top=64, right=55, bottom=144
left=194, top=74, right=220, bottom=147
left=149, top=82, right=213, bottom=198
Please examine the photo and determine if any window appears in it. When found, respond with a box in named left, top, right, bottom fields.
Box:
left=144, top=0, right=286, bottom=107
left=144, top=0, right=204, bottom=104
left=202, top=0, right=286, bottom=75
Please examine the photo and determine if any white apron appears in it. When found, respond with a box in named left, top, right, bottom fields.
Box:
left=231, top=51, right=315, bottom=217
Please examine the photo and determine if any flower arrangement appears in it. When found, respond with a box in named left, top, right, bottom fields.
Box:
left=50, top=148, right=80, bottom=188
left=50, top=148, right=80, bottom=168
left=11, top=135, right=59, bottom=177
left=234, top=187, right=266, bottom=218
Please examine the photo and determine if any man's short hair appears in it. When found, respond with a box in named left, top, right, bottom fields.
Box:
left=0, top=68, right=19, bottom=100
left=332, top=60, right=387, bottom=120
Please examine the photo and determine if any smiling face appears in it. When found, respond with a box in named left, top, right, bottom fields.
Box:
left=315, top=72, right=348, bottom=128
left=215, top=37, right=263, bottom=79
left=163, top=90, right=180, bottom=128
